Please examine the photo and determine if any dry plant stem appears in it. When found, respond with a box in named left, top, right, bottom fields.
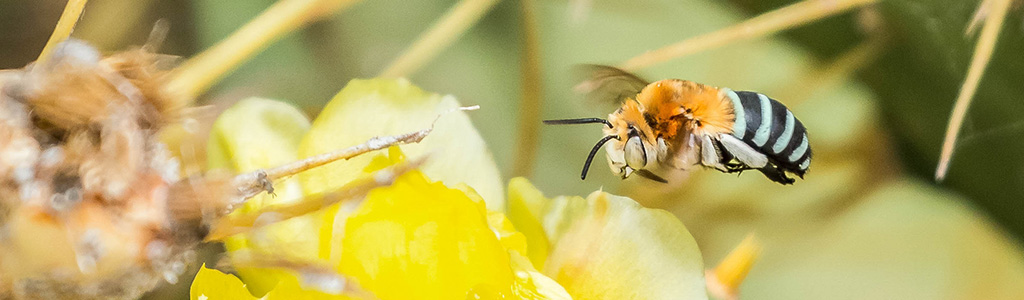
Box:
left=264, top=130, right=430, bottom=180
left=75, top=0, right=156, bottom=50
left=208, top=159, right=424, bottom=241
left=229, top=130, right=428, bottom=201
left=231, top=106, right=478, bottom=203
left=567, top=0, right=592, bottom=24
left=37, top=0, right=90, bottom=65
left=512, top=0, right=543, bottom=177
left=166, top=0, right=361, bottom=103
left=935, top=0, right=1012, bottom=181
left=777, top=34, right=885, bottom=107
left=618, top=0, right=878, bottom=71
left=379, top=0, right=501, bottom=78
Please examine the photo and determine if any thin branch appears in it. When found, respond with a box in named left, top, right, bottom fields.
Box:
left=229, top=105, right=479, bottom=206
left=379, top=0, right=501, bottom=78
left=74, top=0, right=156, bottom=50
left=37, top=0, right=90, bottom=65
left=165, top=0, right=362, bottom=104
left=776, top=33, right=886, bottom=107
left=207, top=158, right=424, bottom=241
left=936, top=0, right=1012, bottom=181
left=567, top=0, right=592, bottom=25
left=512, top=0, right=543, bottom=177
left=618, top=0, right=877, bottom=71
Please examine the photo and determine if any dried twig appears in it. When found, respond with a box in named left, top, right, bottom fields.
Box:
left=210, top=105, right=480, bottom=236
left=618, top=0, right=877, bottom=71
left=512, top=0, right=543, bottom=177
left=230, top=105, right=479, bottom=201
left=935, top=0, right=1012, bottom=181
left=37, top=0, right=90, bottom=65
left=208, top=158, right=424, bottom=241
left=379, top=0, right=500, bottom=78
left=166, top=0, right=362, bottom=103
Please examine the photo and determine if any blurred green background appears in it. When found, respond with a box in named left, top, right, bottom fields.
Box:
left=3, top=0, right=1024, bottom=298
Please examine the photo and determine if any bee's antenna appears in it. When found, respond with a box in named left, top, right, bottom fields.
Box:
left=543, top=118, right=612, bottom=128
left=581, top=135, right=618, bottom=180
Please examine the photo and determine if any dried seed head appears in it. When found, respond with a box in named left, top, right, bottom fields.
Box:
left=0, top=36, right=455, bottom=298
left=0, top=39, right=195, bottom=299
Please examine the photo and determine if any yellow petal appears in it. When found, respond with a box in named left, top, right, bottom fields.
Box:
left=207, top=97, right=310, bottom=211
left=189, top=264, right=367, bottom=300
left=455, top=182, right=530, bottom=256
left=298, top=78, right=504, bottom=211
left=706, top=234, right=761, bottom=300
left=338, top=171, right=514, bottom=299
left=506, top=251, right=573, bottom=300
left=206, top=97, right=320, bottom=295
left=460, top=180, right=571, bottom=300
left=506, top=177, right=551, bottom=269
left=262, top=273, right=362, bottom=300
left=541, top=191, right=708, bottom=300
left=190, top=264, right=259, bottom=300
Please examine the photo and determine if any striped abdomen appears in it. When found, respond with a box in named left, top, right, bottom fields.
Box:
left=723, top=89, right=811, bottom=175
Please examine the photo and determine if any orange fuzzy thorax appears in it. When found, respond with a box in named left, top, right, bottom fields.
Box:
left=605, top=79, right=737, bottom=153
left=635, top=79, right=736, bottom=140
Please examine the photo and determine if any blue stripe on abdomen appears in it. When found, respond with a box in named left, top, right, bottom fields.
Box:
left=752, top=93, right=773, bottom=147
left=722, top=88, right=746, bottom=139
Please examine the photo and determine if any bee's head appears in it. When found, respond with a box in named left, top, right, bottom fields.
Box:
left=543, top=116, right=666, bottom=182
left=604, top=122, right=662, bottom=179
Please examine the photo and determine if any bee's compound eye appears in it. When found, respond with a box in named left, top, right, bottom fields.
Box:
left=624, top=135, right=647, bottom=170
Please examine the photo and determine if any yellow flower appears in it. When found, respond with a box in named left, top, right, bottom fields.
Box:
left=298, top=78, right=505, bottom=211
left=506, top=179, right=709, bottom=300
left=206, top=97, right=317, bottom=295
left=191, top=78, right=712, bottom=299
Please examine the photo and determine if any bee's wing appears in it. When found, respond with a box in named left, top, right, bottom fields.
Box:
left=573, top=64, right=650, bottom=108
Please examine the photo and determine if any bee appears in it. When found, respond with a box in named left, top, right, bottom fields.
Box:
left=545, top=65, right=811, bottom=185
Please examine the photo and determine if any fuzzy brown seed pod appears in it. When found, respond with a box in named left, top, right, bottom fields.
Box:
left=0, top=38, right=446, bottom=299
left=0, top=39, right=210, bottom=300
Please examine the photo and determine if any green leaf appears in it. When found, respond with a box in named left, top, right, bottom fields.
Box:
left=732, top=0, right=1024, bottom=242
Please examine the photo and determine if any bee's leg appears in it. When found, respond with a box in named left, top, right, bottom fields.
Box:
left=757, top=164, right=795, bottom=185
left=621, top=167, right=634, bottom=179
left=718, top=135, right=769, bottom=168
left=635, top=169, right=669, bottom=183
left=713, top=140, right=748, bottom=175
left=700, top=135, right=729, bottom=172
left=723, top=164, right=749, bottom=174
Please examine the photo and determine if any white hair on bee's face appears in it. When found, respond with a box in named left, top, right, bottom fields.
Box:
left=624, top=135, right=647, bottom=170
left=608, top=134, right=663, bottom=182
left=605, top=142, right=627, bottom=176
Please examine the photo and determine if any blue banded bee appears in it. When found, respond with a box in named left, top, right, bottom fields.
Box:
left=545, top=65, right=811, bottom=184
